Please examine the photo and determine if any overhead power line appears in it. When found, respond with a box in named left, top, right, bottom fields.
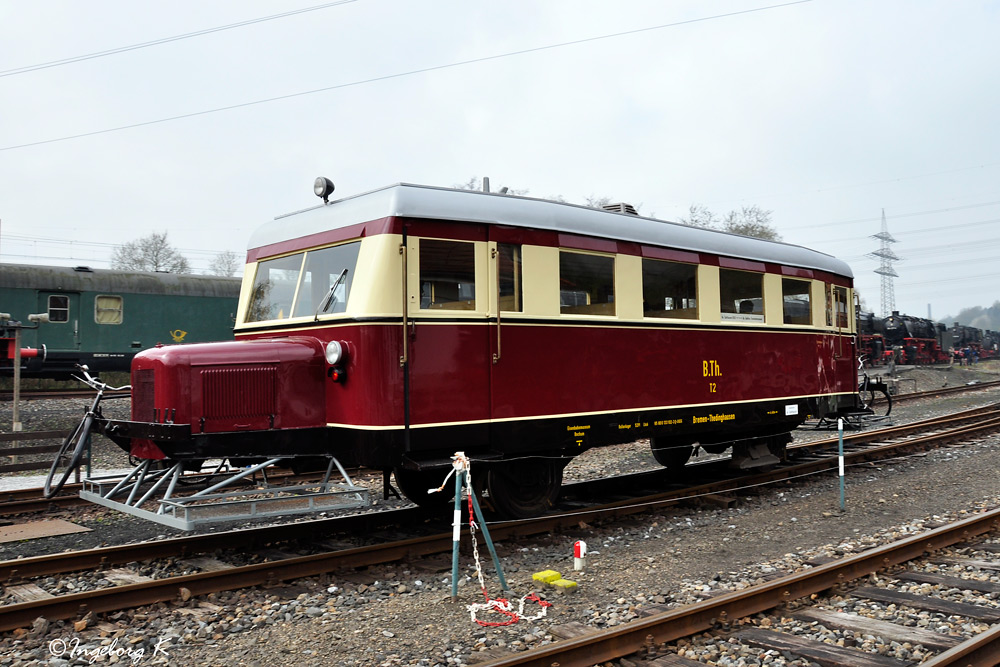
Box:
left=0, top=0, right=361, bottom=79
left=0, top=0, right=814, bottom=152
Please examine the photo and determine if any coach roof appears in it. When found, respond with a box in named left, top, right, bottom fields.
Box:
left=249, top=183, right=853, bottom=278
left=0, top=263, right=241, bottom=298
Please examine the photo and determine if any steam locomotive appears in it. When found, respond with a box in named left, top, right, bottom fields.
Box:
left=857, top=308, right=998, bottom=366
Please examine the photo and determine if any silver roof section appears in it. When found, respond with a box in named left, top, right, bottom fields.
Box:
left=0, top=263, right=241, bottom=297
left=249, top=183, right=852, bottom=278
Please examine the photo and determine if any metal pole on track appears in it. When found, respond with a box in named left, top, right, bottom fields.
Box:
left=450, top=469, right=463, bottom=603
left=468, top=478, right=509, bottom=593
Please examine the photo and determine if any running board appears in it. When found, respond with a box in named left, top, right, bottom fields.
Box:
left=80, top=457, right=369, bottom=531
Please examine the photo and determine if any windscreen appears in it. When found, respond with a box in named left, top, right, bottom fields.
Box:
left=244, top=241, right=361, bottom=323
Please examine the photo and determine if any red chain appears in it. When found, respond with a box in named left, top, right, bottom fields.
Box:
left=460, top=462, right=553, bottom=627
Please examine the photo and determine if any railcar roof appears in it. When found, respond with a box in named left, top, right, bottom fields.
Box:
left=250, top=183, right=853, bottom=278
left=0, top=263, right=241, bottom=297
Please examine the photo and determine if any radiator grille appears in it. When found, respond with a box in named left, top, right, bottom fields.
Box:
left=201, top=365, right=277, bottom=419
left=132, top=369, right=155, bottom=422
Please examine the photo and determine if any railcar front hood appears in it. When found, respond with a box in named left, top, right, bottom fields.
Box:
left=131, top=337, right=327, bottom=433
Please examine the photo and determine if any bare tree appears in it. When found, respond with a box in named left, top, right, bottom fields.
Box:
left=678, top=204, right=718, bottom=228
left=678, top=204, right=780, bottom=241
left=454, top=176, right=528, bottom=195
left=208, top=250, right=242, bottom=277
left=111, top=232, right=191, bottom=273
left=721, top=205, right=781, bottom=241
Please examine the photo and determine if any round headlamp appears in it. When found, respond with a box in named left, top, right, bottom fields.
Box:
left=325, top=340, right=344, bottom=365
left=314, top=176, right=335, bottom=203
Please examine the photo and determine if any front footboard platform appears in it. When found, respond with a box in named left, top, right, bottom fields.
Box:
left=80, top=457, right=370, bottom=531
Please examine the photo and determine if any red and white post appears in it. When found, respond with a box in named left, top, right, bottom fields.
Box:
left=573, top=540, right=587, bottom=571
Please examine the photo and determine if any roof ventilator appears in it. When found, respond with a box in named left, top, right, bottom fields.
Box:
left=601, top=203, right=638, bottom=215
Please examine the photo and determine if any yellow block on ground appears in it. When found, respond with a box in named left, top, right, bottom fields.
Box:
left=551, top=579, right=578, bottom=593
left=532, top=570, right=562, bottom=584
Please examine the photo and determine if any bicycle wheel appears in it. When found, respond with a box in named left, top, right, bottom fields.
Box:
left=44, top=414, right=92, bottom=498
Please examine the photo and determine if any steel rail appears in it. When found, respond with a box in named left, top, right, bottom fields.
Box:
left=476, top=507, right=1000, bottom=667
left=922, top=622, right=1000, bottom=667
left=891, top=378, right=1000, bottom=403
left=793, top=403, right=1000, bottom=451
left=0, top=493, right=85, bottom=515
left=0, top=506, right=429, bottom=582
left=0, top=468, right=364, bottom=517
left=0, top=389, right=130, bottom=401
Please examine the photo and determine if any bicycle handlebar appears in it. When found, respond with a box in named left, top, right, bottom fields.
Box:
left=72, top=364, right=131, bottom=392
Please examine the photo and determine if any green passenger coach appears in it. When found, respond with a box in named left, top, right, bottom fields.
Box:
left=1, top=263, right=241, bottom=379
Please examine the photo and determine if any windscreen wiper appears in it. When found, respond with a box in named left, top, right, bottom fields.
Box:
left=315, top=268, right=348, bottom=320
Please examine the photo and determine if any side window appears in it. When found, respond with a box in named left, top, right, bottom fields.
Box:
left=830, top=285, right=848, bottom=328
left=420, top=239, right=476, bottom=310
left=498, top=243, right=522, bottom=312
left=642, top=259, right=697, bottom=319
left=245, top=253, right=304, bottom=322
left=559, top=251, right=615, bottom=316
left=782, top=279, right=811, bottom=325
left=48, top=295, right=69, bottom=323
left=719, top=269, right=763, bottom=321
left=95, top=295, right=123, bottom=324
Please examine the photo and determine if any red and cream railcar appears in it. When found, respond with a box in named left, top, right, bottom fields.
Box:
left=98, top=181, right=860, bottom=517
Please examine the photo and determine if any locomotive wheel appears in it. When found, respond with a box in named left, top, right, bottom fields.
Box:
left=44, top=414, right=93, bottom=498
left=486, top=459, right=563, bottom=519
left=393, top=467, right=455, bottom=508
left=650, top=438, right=693, bottom=472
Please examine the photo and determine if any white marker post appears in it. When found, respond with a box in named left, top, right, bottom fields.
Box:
left=838, top=418, right=845, bottom=511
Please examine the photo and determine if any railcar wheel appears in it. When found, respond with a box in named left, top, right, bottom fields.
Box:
left=650, top=438, right=694, bottom=471
left=44, top=415, right=93, bottom=498
left=486, top=459, right=563, bottom=519
left=393, top=467, right=455, bottom=508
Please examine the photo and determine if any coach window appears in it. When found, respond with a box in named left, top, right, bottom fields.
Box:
left=642, top=258, right=697, bottom=319
left=498, top=243, right=522, bottom=312
left=420, top=239, right=476, bottom=310
left=781, top=279, right=811, bottom=325
left=719, top=269, right=763, bottom=322
left=827, top=285, right=849, bottom=328
left=48, top=295, right=70, bottom=323
left=559, top=251, right=615, bottom=316
left=95, top=295, right=124, bottom=324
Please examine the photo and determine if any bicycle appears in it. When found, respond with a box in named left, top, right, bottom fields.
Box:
left=44, top=365, right=131, bottom=498
left=857, top=355, right=892, bottom=418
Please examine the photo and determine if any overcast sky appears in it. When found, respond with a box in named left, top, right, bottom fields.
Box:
left=2, top=0, right=998, bottom=321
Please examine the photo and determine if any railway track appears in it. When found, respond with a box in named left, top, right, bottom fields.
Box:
left=2, top=403, right=1000, bottom=633
left=1, top=395, right=996, bottom=521
left=890, top=378, right=1000, bottom=404
left=0, top=388, right=130, bottom=402
left=0, top=467, right=374, bottom=518
left=476, top=507, right=1000, bottom=666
